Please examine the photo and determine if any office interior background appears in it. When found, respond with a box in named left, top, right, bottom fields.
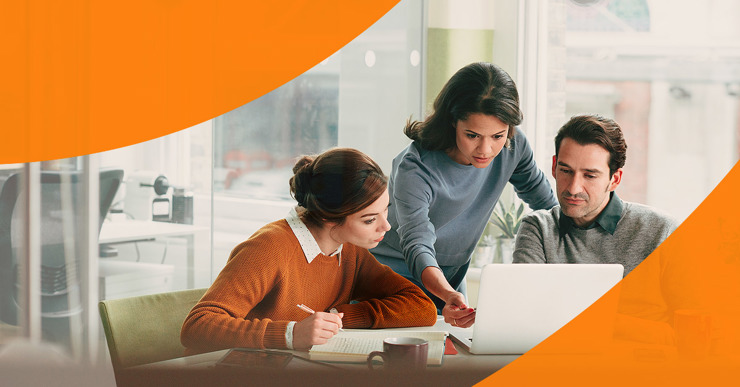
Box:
left=1, top=0, right=739, bottom=369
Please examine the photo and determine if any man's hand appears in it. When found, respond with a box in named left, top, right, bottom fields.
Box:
left=442, top=292, right=476, bottom=328
left=292, top=312, right=344, bottom=350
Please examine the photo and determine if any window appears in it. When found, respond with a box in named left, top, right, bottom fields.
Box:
left=213, top=69, right=339, bottom=200
left=202, top=0, right=425, bottom=273
left=525, top=0, right=740, bottom=221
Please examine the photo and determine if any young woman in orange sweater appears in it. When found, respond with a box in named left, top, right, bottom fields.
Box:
left=181, top=148, right=437, bottom=354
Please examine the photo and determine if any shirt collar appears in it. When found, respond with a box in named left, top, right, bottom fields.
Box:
left=559, top=192, right=624, bottom=236
left=285, top=208, right=342, bottom=264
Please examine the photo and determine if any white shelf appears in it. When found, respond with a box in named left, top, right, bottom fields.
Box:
left=99, top=260, right=174, bottom=300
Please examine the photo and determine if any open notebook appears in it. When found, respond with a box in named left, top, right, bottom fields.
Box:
left=309, top=330, right=448, bottom=365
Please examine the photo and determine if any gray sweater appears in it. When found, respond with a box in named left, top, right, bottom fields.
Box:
left=513, top=194, right=677, bottom=276
left=371, top=128, right=557, bottom=283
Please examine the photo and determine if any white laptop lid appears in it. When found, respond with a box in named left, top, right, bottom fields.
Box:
left=465, top=263, right=623, bottom=355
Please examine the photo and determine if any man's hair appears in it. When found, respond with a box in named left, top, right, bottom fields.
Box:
left=554, top=114, right=627, bottom=175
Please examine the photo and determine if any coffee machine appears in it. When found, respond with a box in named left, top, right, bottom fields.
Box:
left=123, top=171, right=171, bottom=221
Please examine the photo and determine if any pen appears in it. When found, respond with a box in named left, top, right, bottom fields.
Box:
left=296, top=304, right=344, bottom=331
left=296, top=304, right=315, bottom=314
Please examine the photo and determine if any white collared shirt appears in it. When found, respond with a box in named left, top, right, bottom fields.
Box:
left=284, top=207, right=342, bottom=348
left=285, top=207, right=342, bottom=264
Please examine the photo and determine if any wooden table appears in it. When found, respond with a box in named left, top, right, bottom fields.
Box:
left=120, top=318, right=518, bottom=387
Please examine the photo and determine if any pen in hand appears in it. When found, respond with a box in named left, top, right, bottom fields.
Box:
left=296, top=304, right=344, bottom=332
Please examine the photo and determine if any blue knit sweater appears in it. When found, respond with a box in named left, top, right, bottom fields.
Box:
left=371, top=128, right=557, bottom=283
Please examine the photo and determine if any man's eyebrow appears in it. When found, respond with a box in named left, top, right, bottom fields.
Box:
left=557, top=161, right=604, bottom=174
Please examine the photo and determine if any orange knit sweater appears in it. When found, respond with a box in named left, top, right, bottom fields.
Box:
left=180, top=219, right=437, bottom=354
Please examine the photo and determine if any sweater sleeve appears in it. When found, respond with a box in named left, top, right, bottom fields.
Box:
left=513, top=214, right=547, bottom=263
left=334, top=248, right=437, bottom=328
left=509, top=129, right=558, bottom=211
left=391, top=152, right=441, bottom=282
left=180, top=227, right=292, bottom=354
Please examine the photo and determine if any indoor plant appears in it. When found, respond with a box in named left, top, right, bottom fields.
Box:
left=487, top=201, right=526, bottom=264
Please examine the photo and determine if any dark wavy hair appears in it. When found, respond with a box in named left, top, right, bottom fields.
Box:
left=555, top=114, right=627, bottom=175
left=289, top=148, right=387, bottom=227
left=404, top=62, right=523, bottom=151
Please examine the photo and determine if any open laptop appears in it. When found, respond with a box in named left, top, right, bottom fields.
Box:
left=450, top=263, right=624, bottom=355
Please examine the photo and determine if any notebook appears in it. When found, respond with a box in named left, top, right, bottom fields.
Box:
left=308, top=330, right=448, bottom=365
left=450, top=263, right=623, bottom=355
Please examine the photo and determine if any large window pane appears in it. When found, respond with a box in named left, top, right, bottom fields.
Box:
left=209, top=0, right=424, bottom=276
left=536, top=0, right=740, bottom=221
left=213, top=71, right=339, bottom=200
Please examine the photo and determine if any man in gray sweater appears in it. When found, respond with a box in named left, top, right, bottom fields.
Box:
left=513, top=114, right=677, bottom=276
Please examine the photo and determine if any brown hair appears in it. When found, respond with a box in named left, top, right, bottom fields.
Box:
left=404, top=62, right=522, bottom=151
left=289, top=148, right=387, bottom=227
left=555, top=114, right=627, bottom=175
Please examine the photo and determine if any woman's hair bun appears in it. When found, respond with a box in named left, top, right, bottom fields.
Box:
left=288, top=148, right=387, bottom=228
left=292, top=155, right=314, bottom=174
left=290, top=155, right=315, bottom=208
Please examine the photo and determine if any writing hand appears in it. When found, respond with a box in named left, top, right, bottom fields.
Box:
left=292, top=311, right=344, bottom=350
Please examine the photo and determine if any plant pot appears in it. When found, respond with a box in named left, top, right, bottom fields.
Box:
left=495, top=238, right=516, bottom=264
left=472, top=245, right=495, bottom=268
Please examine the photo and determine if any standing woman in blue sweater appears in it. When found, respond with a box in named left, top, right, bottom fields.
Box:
left=371, top=62, right=557, bottom=327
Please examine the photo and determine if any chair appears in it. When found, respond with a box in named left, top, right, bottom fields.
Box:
left=98, top=287, right=207, bottom=369
left=0, top=168, right=124, bottom=349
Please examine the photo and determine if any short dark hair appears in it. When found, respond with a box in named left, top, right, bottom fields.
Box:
left=554, top=115, right=627, bottom=175
left=404, top=62, right=522, bottom=151
left=289, top=148, right=387, bottom=227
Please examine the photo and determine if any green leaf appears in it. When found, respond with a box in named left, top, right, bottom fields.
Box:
left=491, top=211, right=506, bottom=230
left=488, top=200, right=529, bottom=239
left=516, top=203, right=524, bottom=220
left=504, top=211, right=515, bottom=235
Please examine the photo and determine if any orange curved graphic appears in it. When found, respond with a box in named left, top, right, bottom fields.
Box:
left=1, top=0, right=400, bottom=163
left=477, top=161, right=740, bottom=386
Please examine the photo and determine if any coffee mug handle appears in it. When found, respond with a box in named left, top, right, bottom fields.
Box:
left=367, top=351, right=388, bottom=370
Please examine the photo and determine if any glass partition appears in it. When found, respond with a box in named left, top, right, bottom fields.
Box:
left=0, top=164, right=25, bottom=348
left=210, top=0, right=424, bottom=276
left=98, top=123, right=213, bottom=293
left=0, top=159, right=105, bottom=359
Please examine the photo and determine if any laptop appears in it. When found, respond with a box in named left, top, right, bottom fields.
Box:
left=450, top=263, right=624, bottom=355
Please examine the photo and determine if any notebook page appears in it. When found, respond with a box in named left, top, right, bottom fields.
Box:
left=314, top=337, right=383, bottom=355
left=309, top=330, right=448, bottom=365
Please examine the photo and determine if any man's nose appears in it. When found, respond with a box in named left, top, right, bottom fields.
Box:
left=566, top=175, right=585, bottom=195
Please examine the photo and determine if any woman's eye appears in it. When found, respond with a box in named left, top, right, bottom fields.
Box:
left=494, top=134, right=505, bottom=139
left=364, top=218, right=376, bottom=225
left=466, top=133, right=478, bottom=139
